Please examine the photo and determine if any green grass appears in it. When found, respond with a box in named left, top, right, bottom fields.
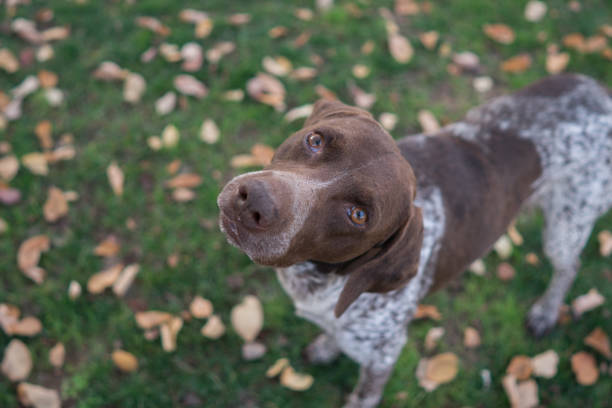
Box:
left=1, top=0, right=611, bottom=407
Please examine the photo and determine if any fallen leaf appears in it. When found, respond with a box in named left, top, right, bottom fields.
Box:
left=280, top=366, right=314, bottom=391
left=160, top=316, right=183, bottom=352
left=349, top=83, right=376, bottom=109
left=525, top=252, right=539, bottom=265
left=136, top=16, right=170, bottom=36
left=452, top=51, right=480, bottom=71
left=179, top=9, right=209, bottom=23
left=201, top=315, right=225, bottom=339
left=503, top=375, right=539, bottom=408
left=181, top=42, right=203, bottom=72
left=165, top=173, right=202, bottom=189
left=18, top=235, right=50, bottom=273
left=262, top=56, right=293, bottom=77
left=388, top=33, right=413, bottom=63
left=419, top=31, right=439, bottom=50
left=251, top=144, right=275, bottom=166
left=35, top=120, right=53, bottom=150
left=162, top=124, right=180, bottom=148
left=425, top=327, right=445, bottom=351
left=473, top=76, right=493, bottom=93
left=464, top=327, right=481, bottom=348
left=231, top=295, right=263, bottom=342
left=94, top=236, right=120, bottom=257
left=0, top=48, right=19, bottom=73
left=294, top=8, right=314, bottom=21
left=379, top=112, right=398, bottom=131
left=48, top=343, right=65, bottom=369
left=123, top=72, right=146, bottom=103
left=571, top=351, right=598, bottom=385
left=501, top=54, right=532, bottom=73
left=0, top=218, right=7, bottom=234
left=87, top=264, right=123, bottom=294
left=112, top=350, right=138, bottom=372
left=0, top=186, right=21, bottom=205
left=172, top=188, right=195, bottom=202
left=68, top=280, right=81, bottom=300
left=494, top=235, right=513, bottom=259
left=195, top=19, right=213, bottom=38
left=17, top=382, right=61, bottom=408
left=267, top=358, right=291, bottom=378
left=9, top=317, right=42, bottom=336
left=315, top=84, right=337, bottom=100
left=531, top=349, right=559, bottom=378
left=546, top=52, right=570, bottom=74
left=21, top=153, right=48, bottom=175
left=395, top=0, right=420, bottom=15
left=497, top=262, right=516, bottom=281
left=597, top=230, right=612, bottom=257
left=583, top=35, right=607, bottom=53
left=230, top=155, right=259, bottom=169
left=584, top=327, right=611, bottom=358
left=174, top=75, right=208, bottom=99
left=290, top=66, right=317, bottom=81
left=37, top=70, right=58, bottom=89
left=0, top=304, right=20, bottom=335
left=11, top=18, right=42, bottom=44
left=228, top=13, right=251, bottom=25
left=200, top=119, right=220, bottom=144
left=190, top=296, right=213, bottom=319
left=425, top=352, right=459, bottom=384
left=563, top=33, right=585, bottom=51
left=155, top=92, right=176, bottom=115
left=135, top=311, right=173, bottom=330
left=246, top=73, right=286, bottom=109
left=352, top=64, right=370, bottom=78
left=483, top=23, right=515, bottom=44
left=1, top=339, right=32, bottom=381
left=107, top=161, right=124, bottom=196
left=572, top=288, right=605, bottom=317
left=507, top=355, right=533, bottom=381
left=0, top=155, right=19, bottom=181
left=468, top=259, right=486, bottom=276
left=222, top=89, right=244, bottom=101
left=268, top=26, right=288, bottom=39
left=525, top=1, right=547, bottom=22
left=507, top=224, right=524, bottom=246
left=40, top=26, right=69, bottom=42
left=242, top=341, right=267, bottom=360
left=414, top=304, right=442, bottom=320
left=206, top=41, right=235, bottom=64
left=43, top=186, right=68, bottom=222
left=417, top=110, right=440, bottom=133
left=36, top=45, right=54, bottom=62
left=112, top=264, right=140, bottom=297
left=416, top=358, right=438, bottom=391
left=159, top=43, right=181, bottom=62
left=285, top=104, right=313, bottom=122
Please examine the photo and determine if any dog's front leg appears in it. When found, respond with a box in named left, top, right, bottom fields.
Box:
left=344, top=364, right=394, bottom=408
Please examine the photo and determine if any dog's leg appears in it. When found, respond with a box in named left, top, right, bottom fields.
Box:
left=305, top=333, right=341, bottom=364
left=527, top=183, right=605, bottom=337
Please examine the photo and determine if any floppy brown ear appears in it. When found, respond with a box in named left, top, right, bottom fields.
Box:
left=305, top=99, right=373, bottom=127
left=334, top=206, right=424, bottom=317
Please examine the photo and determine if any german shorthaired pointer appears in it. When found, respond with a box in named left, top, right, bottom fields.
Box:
left=217, top=74, right=612, bottom=407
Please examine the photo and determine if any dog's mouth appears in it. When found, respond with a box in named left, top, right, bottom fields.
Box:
left=219, top=211, right=242, bottom=247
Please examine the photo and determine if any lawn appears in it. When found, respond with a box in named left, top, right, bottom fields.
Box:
left=1, top=0, right=611, bottom=407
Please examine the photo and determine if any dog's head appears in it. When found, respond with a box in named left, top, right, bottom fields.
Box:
left=218, top=99, right=423, bottom=316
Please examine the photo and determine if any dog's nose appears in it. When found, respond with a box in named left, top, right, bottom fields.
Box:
left=235, top=179, right=279, bottom=230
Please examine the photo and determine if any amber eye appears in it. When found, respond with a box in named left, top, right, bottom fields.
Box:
left=348, top=206, right=367, bottom=225
left=306, top=132, right=324, bottom=151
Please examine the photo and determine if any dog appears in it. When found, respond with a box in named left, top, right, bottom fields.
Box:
left=217, top=74, right=612, bottom=407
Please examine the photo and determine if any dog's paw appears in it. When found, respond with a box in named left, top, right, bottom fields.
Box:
left=526, top=303, right=558, bottom=338
left=304, top=333, right=341, bottom=365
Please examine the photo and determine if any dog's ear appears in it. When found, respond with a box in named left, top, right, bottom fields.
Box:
left=334, top=206, right=424, bottom=317
left=305, top=99, right=372, bottom=127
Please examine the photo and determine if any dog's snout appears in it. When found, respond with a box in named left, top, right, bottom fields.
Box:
left=235, top=179, right=279, bottom=230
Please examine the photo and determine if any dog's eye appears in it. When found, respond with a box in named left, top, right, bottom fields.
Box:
left=306, top=132, right=324, bottom=151
left=348, top=206, right=367, bottom=225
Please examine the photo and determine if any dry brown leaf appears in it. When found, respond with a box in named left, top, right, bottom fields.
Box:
left=349, top=83, right=376, bottom=109
left=571, top=351, right=598, bottom=385
left=395, top=0, right=420, bottom=15
left=155, top=92, right=176, bottom=116
left=414, top=304, right=442, bottom=320
left=18, top=235, right=50, bottom=273
left=268, top=26, right=288, bottom=39
left=315, top=84, right=337, bottom=100
left=290, top=66, right=317, bottom=81
left=36, top=45, right=54, bottom=62
left=246, top=73, right=286, bottom=109
left=468, top=259, right=486, bottom=276
left=417, top=110, right=440, bottom=134
left=388, top=33, right=413, bottom=63
left=0, top=49, right=19, bottom=73
left=159, top=43, right=181, bottom=62
left=242, top=341, right=267, bottom=361
left=112, top=264, right=140, bottom=297
left=424, top=327, right=444, bottom=351
left=464, top=327, right=481, bottom=348
left=94, top=236, right=120, bottom=257
left=231, top=295, right=263, bottom=342
left=597, top=230, right=612, bottom=257
left=206, top=41, right=235, bottom=64
left=572, top=288, right=605, bottom=317
left=68, top=280, right=82, bottom=300
left=497, top=262, right=516, bottom=281
left=87, top=264, right=123, bottom=294
left=584, top=327, right=611, bottom=358
left=160, top=316, right=183, bottom=352
left=263, top=56, right=293, bottom=77
left=267, top=358, right=290, bottom=378
left=584, top=35, right=607, bottom=53
left=1, top=339, right=32, bottom=381
left=546, top=52, right=570, bottom=74
left=136, top=16, right=170, bottom=36
left=200, top=119, right=220, bottom=144
left=425, top=352, right=459, bottom=384
left=201, top=315, right=225, bottom=339
left=166, top=173, right=202, bottom=189
left=172, top=188, right=195, bottom=202
left=123, top=72, right=146, bottom=104
left=135, top=311, right=173, bottom=330
left=174, top=74, right=208, bottom=99
left=9, top=317, right=42, bottom=337
left=112, top=350, right=138, bottom=372
left=12, top=19, right=43, bottom=44
left=507, top=355, right=533, bottom=381
left=228, top=13, right=251, bottom=25
left=280, top=366, right=314, bottom=391
left=531, top=349, right=559, bottom=378
left=525, top=1, right=547, bottom=22
left=107, top=162, right=124, bottom=196
left=503, top=375, right=539, bottom=408
left=483, top=23, right=515, bottom=44
left=195, top=18, right=213, bottom=38
left=285, top=104, right=313, bottom=122
left=494, top=235, right=513, bottom=259
left=230, top=155, right=259, bottom=169
left=525, top=252, right=539, bottom=265
left=379, top=112, right=398, bottom=131
left=23, top=267, right=45, bottom=285
left=12, top=75, right=39, bottom=100
left=181, top=42, right=203, bottom=72
left=162, top=124, right=180, bottom=148
left=40, top=26, right=69, bottom=42
left=190, top=296, right=213, bottom=319
left=0, top=186, right=21, bottom=205
left=416, top=358, right=438, bottom=391
left=473, top=76, right=493, bottom=93
left=43, top=187, right=68, bottom=222
left=0, top=304, right=20, bottom=335
left=48, top=343, right=65, bottom=369
left=35, top=121, right=53, bottom=150
left=17, top=382, right=61, bottom=408
left=419, top=31, right=439, bottom=50
left=453, top=52, right=480, bottom=71
left=563, top=33, right=585, bottom=51
left=93, top=61, right=127, bottom=81
left=0, top=155, right=19, bottom=181
left=352, top=64, right=370, bottom=79
left=179, top=9, right=209, bottom=23
left=37, top=70, right=57, bottom=89
left=507, top=224, right=524, bottom=246
left=361, top=40, right=375, bottom=55
left=222, top=89, right=245, bottom=101
left=251, top=144, right=275, bottom=166
left=501, top=54, right=532, bottom=73
left=21, top=153, right=48, bottom=175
